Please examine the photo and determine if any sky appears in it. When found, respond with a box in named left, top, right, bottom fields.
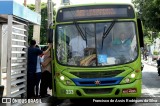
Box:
left=69, top=0, right=132, bottom=4
left=55, top=0, right=132, bottom=10
left=14, top=0, right=132, bottom=11
left=15, top=0, right=132, bottom=5
left=14, top=0, right=47, bottom=5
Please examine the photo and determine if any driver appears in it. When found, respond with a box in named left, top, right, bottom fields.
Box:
left=112, top=32, right=131, bottom=46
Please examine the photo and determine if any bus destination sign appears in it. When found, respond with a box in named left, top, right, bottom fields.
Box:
left=74, top=8, right=126, bottom=17
left=57, top=5, right=135, bottom=22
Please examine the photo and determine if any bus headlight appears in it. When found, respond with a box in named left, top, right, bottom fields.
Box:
left=131, top=73, right=135, bottom=78
left=66, top=80, right=72, bottom=85
left=60, top=76, right=65, bottom=80
left=125, top=78, right=130, bottom=83
left=120, top=72, right=137, bottom=84
left=58, top=74, right=76, bottom=86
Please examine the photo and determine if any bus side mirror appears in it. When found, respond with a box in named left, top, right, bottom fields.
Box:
left=137, top=19, right=144, bottom=47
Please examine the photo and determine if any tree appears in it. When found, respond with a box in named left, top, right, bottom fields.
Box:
left=40, top=3, right=48, bottom=44
left=132, top=0, right=160, bottom=31
left=27, top=3, right=48, bottom=44
left=132, top=0, right=160, bottom=45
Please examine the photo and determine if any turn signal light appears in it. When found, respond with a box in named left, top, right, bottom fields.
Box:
left=55, top=72, right=60, bottom=76
left=135, top=70, right=140, bottom=73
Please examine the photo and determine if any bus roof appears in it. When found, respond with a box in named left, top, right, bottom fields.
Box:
left=57, top=2, right=134, bottom=10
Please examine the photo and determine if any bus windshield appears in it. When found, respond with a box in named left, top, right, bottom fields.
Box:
left=56, top=21, right=138, bottom=66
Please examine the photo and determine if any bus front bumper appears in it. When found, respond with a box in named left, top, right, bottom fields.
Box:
left=56, top=79, right=142, bottom=99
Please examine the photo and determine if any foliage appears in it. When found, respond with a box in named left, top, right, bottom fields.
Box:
left=40, top=3, right=48, bottom=44
left=132, top=0, right=160, bottom=46
left=27, top=3, right=48, bottom=44
left=27, top=4, right=34, bottom=43
left=132, top=0, right=160, bottom=31
left=27, top=4, right=35, bottom=10
left=153, top=51, right=159, bottom=55
left=158, top=32, right=160, bottom=38
left=144, top=36, right=152, bottom=45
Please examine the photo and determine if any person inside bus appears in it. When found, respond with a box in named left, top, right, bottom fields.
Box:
left=40, top=46, right=52, bottom=98
left=69, top=34, right=87, bottom=57
left=27, top=39, right=52, bottom=99
left=111, top=32, right=132, bottom=63
left=112, top=32, right=131, bottom=46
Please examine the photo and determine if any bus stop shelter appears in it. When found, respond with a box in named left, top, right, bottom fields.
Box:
left=0, top=0, right=41, bottom=102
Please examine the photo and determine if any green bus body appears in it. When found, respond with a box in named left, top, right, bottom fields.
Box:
left=52, top=3, right=142, bottom=99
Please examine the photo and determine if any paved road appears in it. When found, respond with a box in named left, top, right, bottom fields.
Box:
left=22, top=62, right=160, bottom=106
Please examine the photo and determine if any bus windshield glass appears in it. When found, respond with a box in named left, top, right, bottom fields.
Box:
left=56, top=21, right=138, bottom=66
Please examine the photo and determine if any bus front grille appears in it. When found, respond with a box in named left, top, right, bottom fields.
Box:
left=83, top=88, right=113, bottom=94
left=70, top=70, right=124, bottom=78
left=72, top=77, right=123, bottom=86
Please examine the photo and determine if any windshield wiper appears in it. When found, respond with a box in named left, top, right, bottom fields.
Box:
left=101, top=21, right=116, bottom=49
left=68, top=8, right=87, bottom=41
left=73, top=21, right=86, bottom=41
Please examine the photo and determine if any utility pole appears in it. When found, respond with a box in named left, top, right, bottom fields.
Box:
left=47, top=0, right=56, bottom=44
left=33, top=0, right=41, bottom=44
left=47, top=0, right=53, bottom=28
left=24, top=0, right=27, bottom=6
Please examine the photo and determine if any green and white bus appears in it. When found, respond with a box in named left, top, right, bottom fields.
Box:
left=51, top=3, right=144, bottom=99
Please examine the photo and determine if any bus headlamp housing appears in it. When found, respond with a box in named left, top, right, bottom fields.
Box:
left=66, top=80, right=72, bottom=85
left=58, top=74, right=76, bottom=86
left=120, top=71, right=137, bottom=84
left=125, top=78, right=130, bottom=83
left=131, top=73, right=135, bottom=78
left=60, top=76, right=65, bottom=80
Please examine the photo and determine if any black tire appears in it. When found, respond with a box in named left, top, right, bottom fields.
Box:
left=70, top=99, right=79, bottom=104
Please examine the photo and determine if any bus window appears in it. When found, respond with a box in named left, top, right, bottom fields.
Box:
left=110, top=22, right=138, bottom=64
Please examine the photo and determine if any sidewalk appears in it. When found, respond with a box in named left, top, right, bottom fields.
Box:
left=141, top=56, right=157, bottom=67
